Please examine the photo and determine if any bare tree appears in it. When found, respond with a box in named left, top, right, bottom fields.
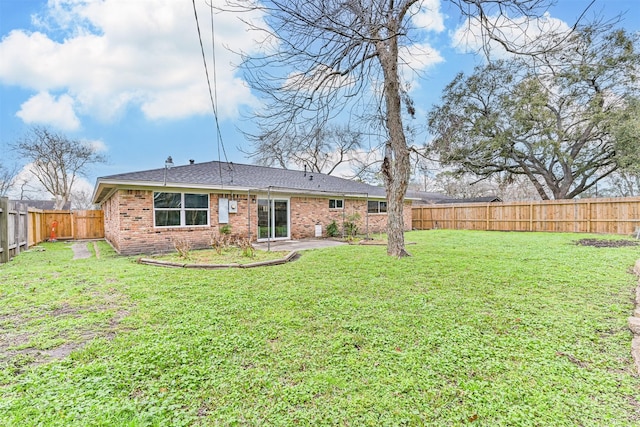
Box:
left=71, top=187, right=98, bottom=210
left=0, top=162, right=19, bottom=197
left=223, top=0, right=577, bottom=256
left=246, top=124, right=363, bottom=175
left=12, top=127, right=106, bottom=210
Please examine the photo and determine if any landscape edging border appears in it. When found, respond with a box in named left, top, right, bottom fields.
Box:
left=137, top=250, right=299, bottom=269
left=629, top=259, right=640, bottom=373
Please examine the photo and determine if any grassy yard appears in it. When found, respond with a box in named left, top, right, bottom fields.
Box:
left=1, top=230, right=639, bottom=426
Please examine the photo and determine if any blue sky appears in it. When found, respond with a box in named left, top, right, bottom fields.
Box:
left=1, top=0, right=638, bottom=196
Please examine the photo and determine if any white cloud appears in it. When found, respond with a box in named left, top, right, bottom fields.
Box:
left=16, top=91, right=80, bottom=130
left=85, top=138, right=107, bottom=153
left=398, top=43, right=444, bottom=75
left=0, top=0, right=264, bottom=125
left=412, top=0, right=445, bottom=33
left=451, top=12, right=571, bottom=58
left=7, top=162, right=95, bottom=203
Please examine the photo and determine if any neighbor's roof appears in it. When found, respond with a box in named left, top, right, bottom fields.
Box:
left=18, top=200, right=72, bottom=211
left=93, top=160, right=399, bottom=204
left=406, top=191, right=502, bottom=205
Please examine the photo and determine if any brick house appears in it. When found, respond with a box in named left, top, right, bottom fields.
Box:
left=92, top=160, right=414, bottom=255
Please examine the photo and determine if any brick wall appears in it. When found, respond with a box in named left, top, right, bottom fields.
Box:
left=102, top=189, right=412, bottom=255
left=291, top=197, right=412, bottom=238
left=103, top=191, right=121, bottom=252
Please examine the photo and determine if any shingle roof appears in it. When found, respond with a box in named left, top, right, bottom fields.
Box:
left=435, top=196, right=502, bottom=204
left=94, top=160, right=391, bottom=203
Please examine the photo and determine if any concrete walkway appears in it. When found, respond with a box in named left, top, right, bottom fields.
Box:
left=71, top=242, right=91, bottom=259
left=253, top=239, right=346, bottom=252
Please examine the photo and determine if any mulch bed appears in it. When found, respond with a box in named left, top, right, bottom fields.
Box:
left=575, top=238, right=639, bottom=248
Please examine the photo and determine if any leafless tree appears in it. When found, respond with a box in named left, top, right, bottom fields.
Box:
left=246, top=124, right=363, bottom=175
left=0, top=162, right=19, bottom=197
left=12, top=126, right=106, bottom=210
left=71, top=187, right=98, bottom=210
left=222, top=0, right=581, bottom=256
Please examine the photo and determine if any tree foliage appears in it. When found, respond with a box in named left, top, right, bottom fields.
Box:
left=13, top=126, right=106, bottom=210
left=428, top=25, right=640, bottom=200
left=224, top=0, right=577, bottom=256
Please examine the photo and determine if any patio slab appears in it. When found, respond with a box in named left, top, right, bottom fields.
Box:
left=253, top=239, right=347, bottom=251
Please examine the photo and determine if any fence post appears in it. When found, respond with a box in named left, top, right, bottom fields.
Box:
left=486, top=204, right=490, bottom=231
left=71, top=211, right=76, bottom=240
left=529, top=202, right=533, bottom=232
left=0, top=197, right=8, bottom=263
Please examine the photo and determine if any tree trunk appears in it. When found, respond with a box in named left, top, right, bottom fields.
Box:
left=377, top=31, right=411, bottom=258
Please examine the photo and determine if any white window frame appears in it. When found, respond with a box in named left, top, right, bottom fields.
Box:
left=367, top=200, right=388, bottom=214
left=329, top=199, right=344, bottom=209
left=153, top=192, right=210, bottom=228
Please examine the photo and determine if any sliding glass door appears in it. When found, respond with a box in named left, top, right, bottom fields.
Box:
left=257, top=199, right=289, bottom=240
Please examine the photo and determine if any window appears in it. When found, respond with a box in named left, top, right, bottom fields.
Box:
left=329, top=199, right=343, bottom=209
left=154, top=192, right=209, bottom=227
left=367, top=200, right=387, bottom=214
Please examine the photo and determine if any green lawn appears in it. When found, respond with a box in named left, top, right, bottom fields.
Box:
left=1, top=230, right=639, bottom=426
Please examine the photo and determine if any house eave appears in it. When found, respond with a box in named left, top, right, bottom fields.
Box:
left=92, top=179, right=397, bottom=205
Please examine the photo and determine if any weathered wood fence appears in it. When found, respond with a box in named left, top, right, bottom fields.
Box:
left=0, top=198, right=29, bottom=263
left=1, top=198, right=104, bottom=263
left=412, top=196, right=640, bottom=236
left=28, top=209, right=104, bottom=246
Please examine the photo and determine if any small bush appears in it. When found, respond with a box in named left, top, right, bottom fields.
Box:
left=237, top=237, right=255, bottom=258
left=172, top=237, right=191, bottom=259
left=210, top=231, right=232, bottom=255
left=343, top=212, right=361, bottom=239
left=326, top=221, right=339, bottom=237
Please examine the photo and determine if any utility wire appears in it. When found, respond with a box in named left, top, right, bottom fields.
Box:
left=191, top=0, right=228, bottom=183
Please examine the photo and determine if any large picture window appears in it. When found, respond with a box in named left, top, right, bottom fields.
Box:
left=367, top=200, right=387, bottom=214
left=154, top=192, right=209, bottom=227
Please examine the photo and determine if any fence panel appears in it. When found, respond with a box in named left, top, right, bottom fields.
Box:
left=28, top=209, right=43, bottom=246
left=413, top=196, right=640, bottom=236
left=73, top=210, right=104, bottom=240
left=40, top=211, right=74, bottom=240
left=0, top=197, right=29, bottom=263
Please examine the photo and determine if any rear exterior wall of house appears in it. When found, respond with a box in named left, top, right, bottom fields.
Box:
left=102, top=189, right=412, bottom=255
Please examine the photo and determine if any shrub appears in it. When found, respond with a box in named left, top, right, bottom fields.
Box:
left=237, top=237, right=255, bottom=258
left=343, top=212, right=361, bottom=239
left=172, top=237, right=191, bottom=259
left=326, top=221, right=339, bottom=237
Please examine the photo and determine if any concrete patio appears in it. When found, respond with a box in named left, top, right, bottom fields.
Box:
left=253, top=239, right=347, bottom=251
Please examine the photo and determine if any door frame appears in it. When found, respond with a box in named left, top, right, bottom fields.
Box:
left=256, top=197, right=291, bottom=241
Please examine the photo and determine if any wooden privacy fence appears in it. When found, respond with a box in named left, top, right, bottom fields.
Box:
left=1, top=199, right=104, bottom=263
left=0, top=198, right=29, bottom=263
left=412, top=196, right=640, bottom=235
left=28, top=209, right=104, bottom=246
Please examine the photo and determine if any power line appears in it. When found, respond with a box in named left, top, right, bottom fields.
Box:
left=191, top=0, right=228, bottom=183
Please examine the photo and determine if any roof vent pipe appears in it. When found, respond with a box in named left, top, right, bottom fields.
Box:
left=304, top=164, right=307, bottom=177
left=189, top=159, right=195, bottom=165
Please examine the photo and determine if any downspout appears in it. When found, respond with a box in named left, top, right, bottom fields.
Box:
left=365, top=193, right=369, bottom=238
left=342, top=195, right=346, bottom=239
left=247, top=189, right=251, bottom=241
left=267, top=186, right=271, bottom=252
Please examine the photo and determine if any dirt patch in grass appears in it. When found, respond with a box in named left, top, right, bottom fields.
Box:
left=0, top=297, right=134, bottom=372
left=575, top=238, right=639, bottom=248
